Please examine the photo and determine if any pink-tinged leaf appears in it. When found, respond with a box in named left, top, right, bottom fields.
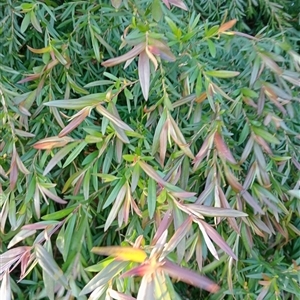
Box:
left=198, top=220, right=237, bottom=260
left=101, top=43, right=145, bottom=67
left=170, top=190, right=196, bottom=198
left=259, top=52, right=282, bottom=75
left=58, top=107, right=91, bottom=137
left=22, top=221, right=59, bottom=231
left=92, top=246, right=147, bottom=263
left=145, top=45, right=158, bottom=70
left=218, top=186, right=240, bottom=233
left=196, top=235, right=203, bottom=270
left=96, top=104, right=134, bottom=131
left=15, top=152, right=30, bottom=175
left=33, top=136, right=75, bottom=150
left=197, top=220, right=219, bottom=259
left=163, top=216, right=193, bottom=255
left=151, top=210, right=173, bottom=245
left=38, top=186, right=67, bottom=204
left=0, top=247, right=32, bottom=273
left=162, top=0, right=170, bottom=9
left=193, top=136, right=210, bottom=170
left=148, top=39, right=176, bottom=62
left=0, top=271, right=11, bottom=300
left=138, top=50, right=150, bottom=100
left=214, top=132, right=236, bottom=164
left=241, top=191, right=264, bottom=214
left=43, top=142, right=79, bottom=175
left=108, top=289, right=136, bottom=300
left=161, top=259, right=220, bottom=293
left=7, top=229, right=37, bottom=249
left=110, top=0, right=122, bottom=9
left=168, top=0, right=188, bottom=10
left=254, top=135, right=272, bottom=155
left=17, top=73, right=41, bottom=84
left=121, top=263, right=154, bottom=278
left=9, top=161, right=18, bottom=191
left=138, top=161, right=166, bottom=186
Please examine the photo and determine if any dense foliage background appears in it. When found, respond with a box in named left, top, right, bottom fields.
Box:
left=0, top=0, right=300, bottom=299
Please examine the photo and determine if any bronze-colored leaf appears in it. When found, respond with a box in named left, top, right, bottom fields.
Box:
left=214, top=132, right=236, bottom=164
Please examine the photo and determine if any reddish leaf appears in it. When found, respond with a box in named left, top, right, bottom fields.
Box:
left=198, top=220, right=237, bottom=260
left=151, top=210, right=173, bottom=245
left=58, top=107, right=91, bottom=137
left=33, top=136, right=74, bottom=150
left=214, top=132, right=236, bottom=164
left=161, top=259, right=220, bottom=293
left=138, top=161, right=166, bottom=186
left=168, top=0, right=188, bottom=10
left=102, top=43, right=145, bottom=67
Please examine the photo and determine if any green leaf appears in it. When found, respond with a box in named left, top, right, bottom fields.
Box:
left=21, top=13, right=31, bottom=33
left=35, top=244, right=69, bottom=289
left=62, top=142, right=87, bottom=168
left=147, top=178, right=156, bottom=219
left=207, top=39, right=216, bottom=58
left=43, top=142, right=79, bottom=176
left=205, top=70, right=240, bottom=78
left=42, top=206, right=76, bottom=220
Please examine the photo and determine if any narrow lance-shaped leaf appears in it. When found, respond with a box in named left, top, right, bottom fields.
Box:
left=138, top=160, right=166, bottom=186
left=38, top=185, right=67, bottom=204
left=163, top=216, right=193, bottom=255
left=205, top=70, right=240, bottom=78
left=35, top=244, right=69, bottom=289
left=43, top=142, right=79, bottom=175
left=138, top=50, right=150, bottom=100
left=193, top=135, right=211, bottom=171
left=33, top=136, right=74, bottom=150
left=214, top=132, right=236, bottom=164
left=96, top=104, right=134, bottom=131
left=161, top=259, right=219, bottom=293
left=0, top=271, right=11, bottom=300
left=102, top=43, right=146, bottom=67
left=198, top=220, right=237, bottom=260
left=44, top=93, right=106, bottom=109
left=58, top=107, right=91, bottom=137
left=218, top=19, right=237, bottom=33
left=104, top=183, right=127, bottom=231
left=186, top=204, right=248, bottom=218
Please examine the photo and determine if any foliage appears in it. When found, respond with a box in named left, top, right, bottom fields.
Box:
left=0, top=0, right=300, bottom=299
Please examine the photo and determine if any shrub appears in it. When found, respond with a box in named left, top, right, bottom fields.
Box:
left=0, top=0, right=299, bottom=299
